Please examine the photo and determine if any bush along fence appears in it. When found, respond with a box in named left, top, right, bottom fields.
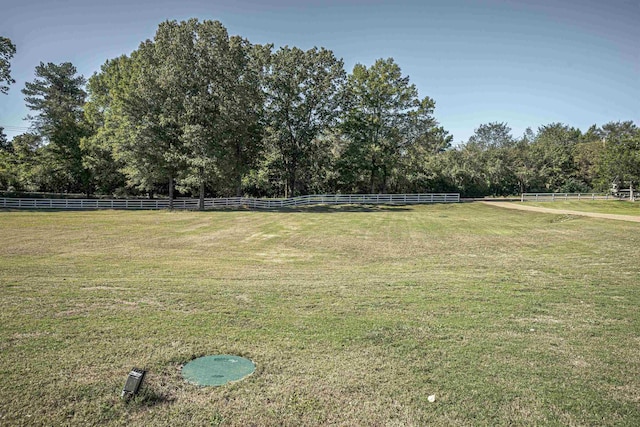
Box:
left=520, top=193, right=617, bottom=202
left=0, top=193, right=461, bottom=210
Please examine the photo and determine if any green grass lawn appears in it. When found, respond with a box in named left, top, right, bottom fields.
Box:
left=1, top=204, right=639, bottom=426
left=522, top=200, right=640, bottom=216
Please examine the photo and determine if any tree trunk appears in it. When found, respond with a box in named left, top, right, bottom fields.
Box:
left=369, top=171, right=375, bottom=194
left=168, top=172, right=174, bottom=210
left=236, top=141, right=243, bottom=197
left=286, top=160, right=297, bottom=198
left=381, top=165, right=388, bottom=194
left=289, top=168, right=296, bottom=198
left=199, top=167, right=205, bottom=211
left=235, top=153, right=243, bottom=197
left=369, top=155, right=377, bottom=194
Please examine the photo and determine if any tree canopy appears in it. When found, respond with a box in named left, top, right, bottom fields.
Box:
left=2, top=19, right=638, bottom=201
left=0, top=36, right=16, bottom=94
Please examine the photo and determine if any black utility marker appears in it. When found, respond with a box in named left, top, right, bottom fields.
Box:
left=121, top=368, right=147, bottom=398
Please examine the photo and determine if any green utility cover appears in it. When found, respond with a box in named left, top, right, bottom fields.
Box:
left=182, top=355, right=255, bottom=386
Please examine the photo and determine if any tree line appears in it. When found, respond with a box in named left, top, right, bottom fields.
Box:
left=1, top=20, right=638, bottom=204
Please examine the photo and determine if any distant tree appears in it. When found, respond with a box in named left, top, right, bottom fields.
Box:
left=120, top=35, right=188, bottom=206
left=512, top=128, right=539, bottom=194
left=264, top=46, right=346, bottom=197
left=0, top=127, right=9, bottom=152
left=22, top=62, right=90, bottom=194
left=596, top=121, right=640, bottom=196
left=339, top=58, right=440, bottom=193
left=572, top=125, right=605, bottom=191
left=399, top=125, right=452, bottom=192
left=444, top=122, right=518, bottom=196
left=0, top=36, right=16, bottom=94
left=468, top=122, right=516, bottom=150
left=8, top=133, right=45, bottom=191
left=0, top=130, right=14, bottom=189
left=530, top=123, right=582, bottom=192
left=115, top=19, right=269, bottom=207
left=210, top=41, right=270, bottom=198
left=82, top=56, right=132, bottom=195
left=175, top=23, right=269, bottom=203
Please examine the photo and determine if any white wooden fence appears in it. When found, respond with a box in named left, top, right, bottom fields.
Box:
left=521, top=193, right=614, bottom=202
left=0, top=193, right=460, bottom=210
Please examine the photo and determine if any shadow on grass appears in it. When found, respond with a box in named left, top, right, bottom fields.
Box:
left=126, top=386, right=175, bottom=408
left=0, top=204, right=417, bottom=214
left=254, top=204, right=415, bottom=213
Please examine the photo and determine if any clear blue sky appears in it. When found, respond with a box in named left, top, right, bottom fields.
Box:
left=1, top=0, right=638, bottom=144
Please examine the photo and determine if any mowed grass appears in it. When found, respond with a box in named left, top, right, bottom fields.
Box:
left=522, top=200, right=640, bottom=216
left=1, top=204, right=639, bottom=426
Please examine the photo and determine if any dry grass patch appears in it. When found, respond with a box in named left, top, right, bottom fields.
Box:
left=1, top=204, right=639, bottom=425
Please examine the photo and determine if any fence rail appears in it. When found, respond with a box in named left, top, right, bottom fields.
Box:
left=0, top=193, right=460, bottom=211
left=521, top=193, right=614, bottom=202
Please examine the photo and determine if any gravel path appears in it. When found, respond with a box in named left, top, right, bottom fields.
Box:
left=482, top=201, right=640, bottom=223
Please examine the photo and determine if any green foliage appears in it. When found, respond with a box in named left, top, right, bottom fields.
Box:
left=0, top=36, right=16, bottom=94
left=442, top=121, right=639, bottom=197
left=21, top=62, right=90, bottom=193
left=339, top=58, right=444, bottom=193
left=101, top=19, right=270, bottom=204
left=467, top=121, right=515, bottom=150
left=4, top=133, right=44, bottom=191
left=263, top=46, right=346, bottom=197
left=596, top=121, right=640, bottom=189
left=5, top=19, right=638, bottom=198
left=529, top=123, right=582, bottom=191
left=82, top=56, right=133, bottom=195
left=0, top=126, right=9, bottom=151
left=440, top=123, right=519, bottom=197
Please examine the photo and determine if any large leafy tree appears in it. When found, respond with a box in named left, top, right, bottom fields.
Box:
left=339, top=58, right=440, bottom=193
left=82, top=56, right=133, bottom=195
left=264, top=46, right=346, bottom=197
left=120, top=36, right=187, bottom=205
left=217, top=41, right=271, bottom=197
left=0, top=127, right=9, bottom=152
left=463, top=122, right=518, bottom=195
left=174, top=22, right=268, bottom=203
left=596, top=121, right=640, bottom=197
left=530, top=123, right=583, bottom=192
left=467, top=122, right=515, bottom=150
left=6, top=133, right=45, bottom=191
left=512, top=128, right=539, bottom=194
left=0, top=36, right=16, bottom=94
left=116, top=19, right=267, bottom=207
left=0, top=128, right=14, bottom=189
left=398, top=125, right=452, bottom=193
left=22, top=62, right=90, bottom=194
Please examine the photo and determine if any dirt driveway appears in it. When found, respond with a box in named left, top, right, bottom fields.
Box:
left=482, top=201, right=640, bottom=223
